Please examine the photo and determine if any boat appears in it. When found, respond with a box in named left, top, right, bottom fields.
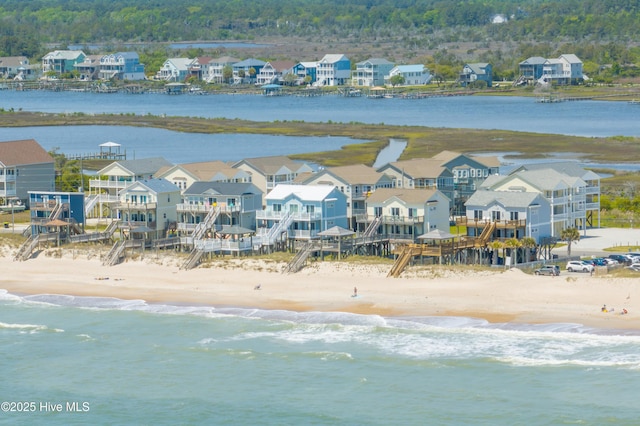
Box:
left=0, top=200, right=26, bottom=213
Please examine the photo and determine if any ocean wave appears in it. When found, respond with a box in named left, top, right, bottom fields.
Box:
left=3, top=289, right=640, bottom=340
left=0, top=321, right=64, bottom=334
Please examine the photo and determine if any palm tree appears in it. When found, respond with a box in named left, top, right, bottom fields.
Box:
left=504, top=238, right=522, bottom=267
left=560, top=227, right=581, bottom=257
left=520, top=237, right=537, bottom=263
left=488, top=240, right=504, bottom=266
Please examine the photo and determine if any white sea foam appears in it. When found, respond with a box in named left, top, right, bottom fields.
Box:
left=0, top=321, right=63, bottom=334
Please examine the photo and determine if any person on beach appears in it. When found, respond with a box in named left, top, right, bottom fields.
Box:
left=602, top=304, right=607, bottom=312
left=352, top=287, right=358, bottom=297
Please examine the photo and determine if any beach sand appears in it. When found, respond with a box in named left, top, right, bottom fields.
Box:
left=1, top=246, right=638, bottom=330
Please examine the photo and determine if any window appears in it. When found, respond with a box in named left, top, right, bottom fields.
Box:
left=474, top=210, right=483, bottom=220
left=510, top=211, right=519, bottom=221
left=374, top=207, right=382, bottom=217
left=306, top=205, right=315, bottom=213
left=492, top=211, right=501, bottom=221
left=273, top=204, right=282, bottom=212
left=391, top=207, right=400, bottom=216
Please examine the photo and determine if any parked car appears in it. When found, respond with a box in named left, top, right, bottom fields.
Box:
left=626, top=264, right=640, bottom=272
left=566, top=260, right=594, bottom=273
left=534, top=265, right=560, bottom=276
left=592, top=258, right=608, bottom=267
left=608, top=254, right=632, bottom=266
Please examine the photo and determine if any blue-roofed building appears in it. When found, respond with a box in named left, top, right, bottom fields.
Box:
left=257, top=184, right=348, bottom=242
left=116, top=178, right=180, bottom=235
left=98, top=52, right=146, bottom=81
left=385, top=64, right=432, bottom=86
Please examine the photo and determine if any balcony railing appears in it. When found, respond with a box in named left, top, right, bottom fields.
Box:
left=89, top=179, right=132, bottom=189
left=115, top=202, right=158, bottom=210
left=256, top=210, right=322, bottom=221
left=176, top=203, right=241, bottom=213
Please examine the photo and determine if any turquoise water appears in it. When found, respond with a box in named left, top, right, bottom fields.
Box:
left=2, top=289, right=640, bottom=425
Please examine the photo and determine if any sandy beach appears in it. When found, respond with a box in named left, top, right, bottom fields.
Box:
left=1, top=242, right=638, bottom=331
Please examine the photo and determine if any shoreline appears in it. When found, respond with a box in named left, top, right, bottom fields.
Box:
left=1, top=249, right=638, bottom=332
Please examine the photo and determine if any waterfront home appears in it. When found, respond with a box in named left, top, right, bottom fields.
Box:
left=479, top=168, right=588, bottom=237
left=74, top=55, right=102, bottom=81
left=204, top=56, right=241, bottom=84
left=353, top=58, right=394, bottom=87
left=433, top=151, right=501, bottom=217
left=155, top=58, right=194, bottom=82
left=385, top=64, right=432, bottom=86
left=28, top=191, right=86, bottom=235
left=517, top=56, right=547, bottom=85
left=187, top=56, right=212, bottom=82
left=155, top=160, right=252, bottom=192
left=256, top=61, right=296, bottom=85
left=232, top=58, right=266, bottom=84
left=42, top=50, right=86, bottom=76
left=232, top=156, right=315, bottom=195
left=178, top=181, right=263, bottom=235
left=0, top=139, right=55, bottom=207
left=0, top=56, right=35, bottom=80
left=257, top=184, right=348, bottom=241
left=464, top=190, right=552, bottom=244
left=359, top=188, right=450, bottom=241
left=459, top=63, right=492, bottom=87
left=508, top=162, right=600, bottom=228
left=377, top=158, right=452, bottom=212
left=302, top=164, right=394, bottom=231
left=87, top=157, right=173, bottom=219
left=116, top=178, right=180, bottom=236
left=98, top=52, right=146, bottom=81
left=316, top=54, right=351, bottom=86
left=293, top=61, right=317, bottom=85
left=542, top=54, right=584, bottom=85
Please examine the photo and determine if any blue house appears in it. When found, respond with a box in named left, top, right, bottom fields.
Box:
left=232, top=58, right=266, bottom=84
left=459, top=63, right=493, bottom=87
left=28, top=191, right=85, bottom=235
left=256, top=184, right=348, bottom=241
left=293, top=61, right=317, bottom=85
left=99, top=52, right=146, bottom=81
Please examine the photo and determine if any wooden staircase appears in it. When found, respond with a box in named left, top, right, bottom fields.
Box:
left=180, top=248, right=205, bottom=270
left=387, top=244, right=422, bottom=278
left=282, top=242, right=314, bottom=274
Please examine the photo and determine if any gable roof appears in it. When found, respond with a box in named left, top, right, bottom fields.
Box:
left=519, top=56, right=547, bottom=65
left=393, top=64, right=426, bottom=73
left=99, top=157, right=172, bottom=176
left=381, top=158, right=448, bottom=178
left=0, top=56, right=29, bottom=67
left=125, top=178, right=179, bottom=194
left=156, top=160, right=237, bottom=181
left=357, top=58, right=393, bottom=66
left=366, top=187, right=440, bottom=204
left=0, top=139, right=53, bottom=166
left=466, top=190, right=543, bottom=208
left=264, top=60, right=296, bottom=72
left=266, top=184, right=336, bottom=201
left=184, top=181, right=261, bottom=196
left=318, top=164, right=386, bottom=185
left=319, top=54, right=349, bottom=64
left=233, top=58, right=266, bottom=68
left=510, top=162, right=599, bottom=181
left=233, top=155, right=305, bottom=174
left=432, top=150, right=500, bottom=168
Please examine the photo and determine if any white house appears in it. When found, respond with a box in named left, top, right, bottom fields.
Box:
left=385, top=64, right=432, bottom=86
left=361, top=188, right=450, bottom=241
left=204, top=56, right=240, bottom=84
left=232, top=156, right=315, bottom=194
left=542, top=54, right=584, bottom=85
left=155, top=58, right=194, bottom=82
left=155, top=160, right=253, bottom=192
left=116, top=178, right=180, bottom=235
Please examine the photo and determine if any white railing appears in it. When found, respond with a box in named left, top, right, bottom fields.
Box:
left=256, top=210, right=322, bottom=221
left=89, top=179, right=131, bottom=190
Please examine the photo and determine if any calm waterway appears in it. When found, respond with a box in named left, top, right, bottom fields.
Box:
left=1, top=90, right=639, bottom=165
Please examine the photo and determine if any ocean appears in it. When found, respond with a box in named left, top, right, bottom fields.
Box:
left=2, top=290, right=640, bottom=425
